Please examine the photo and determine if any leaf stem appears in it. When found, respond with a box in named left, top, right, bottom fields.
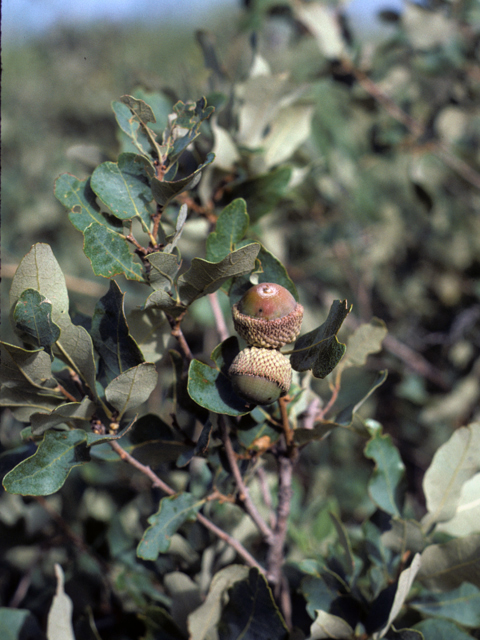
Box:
left=108, top=440, right=265, bottom=573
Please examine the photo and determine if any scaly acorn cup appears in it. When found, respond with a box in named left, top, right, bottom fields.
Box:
left=228, top=346, right=292, bottom=406
left=232, top=282, right=304, bottom=348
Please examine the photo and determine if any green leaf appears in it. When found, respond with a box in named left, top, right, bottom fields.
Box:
left=411, top=583, right=480, bottom=628
left=112, top=100, right=142, bottom=143
left=218, top=568, right=289, bottom=640
left=375, top=554, right=422, bottom=639
left=146, top=251, right=181, bottom=291
left=8, top=245, right=97, bottom=395
left=365, top=431, right=406, bottom=517
left=228, top=165, right=292, bottom=223
left=53, top=322, right=98, bottom=398
left=205, top=199, right=249, bottom=262
left=2, top=430, right=90, bottom=496
left=413, top=619, right=475, bottom=640
left=188, top=565, right=250, bottom=640
left=120, top=94, right=163, bottom=159
left=422, top=422, right=480, bottom=531
left=187, top=338, right=252, bottom=416
left=308, top=610, right=354, bottom=640
left=105, top=363, right=158, bottom=418
left=91, top=280, right=145, bottom=384
left=0, top=385, right=65, bottom=423
left=164, top=203, right=188, bottom=253
left=83, top=222, right=144, bottom=281
left=144, top=288, right=185, bottom=317
left=151, top=153, right=215, bottom=208
left=0, top=342, right=58, bottom=390
left=47, top=564, right=75, bottom=640
left=13, top=289, right=61, bottom=354
left=418, top=533, right=480, bottom=590
left=9, top=243, right=70, bottom=324
left=137, top=493, right=203, bottom=561
left=54, top=173, right=122, bottom=233
left=341, top=318, right=388, bottom=369
left=178, top=243, right=260, bottom=306
left=90, top=152, right=153, bottom=223
left=31, top=397, right=96, bottom=435
left=290, top=300, right=350, bottom=378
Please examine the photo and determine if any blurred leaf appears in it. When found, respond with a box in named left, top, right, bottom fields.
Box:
left=375, top=554, right=422, bottom=639
left=262, top=104, right=314, bottom=169
left=13, top=289, right=61, bottom=355
left=218, top=568, right=289, bottom=640
left=294, top=3, right=347, bottom=59
left=54, top=173, right=122, bottom=233
left=105, top=363, right=158, bottom=418
left=90, top=152, right=154, bottom=224
left=309, top=610, right=354, bottom=639
left=422, top=423, right=480, bottom=531
left=437, top=473, right=480, bottom=537
left=228, top=165, right=292, bottom=223
left=83, top=222, right=144, bottom=281
left=206, top=199, right=249, bottom=262
left=188, top=565, right=249, bottom=640
left=411, top=582, right=480, bottom=628
left=341, top=319, right=388, bottom=369
left=137, top=493, right=203, bottom=561
left=2, top=430, right=90, bottom=496
left=127, top=307, right=171, bottom=363
left=381, top=518, right=425, bottom=556
left=178, top=243, right=260, bottom=306
left=365, top=431, right=406, bottom=518
left=146, top=252, right=181, bottom=291
left=31, top=397, right=96, bottom=435
left=187, top=337, right=251, bottom=416
left=47, top=564, right=75, bottom=640
left=91, top=280, right=145, bottom=385
left=334, top=370, right=388, bottom=426
left=290, top=300, right=350, bottom=378
left=301, top=576, right=338, bottom=620
left=418, top=533, right=480, bottom=590
left=151, top=153, right=215, bottom=208
left=169, top=97, right=215, bottom=164
left=413, top=619, right=475, bottom=640
left=0, top=608, right=43, bottom=640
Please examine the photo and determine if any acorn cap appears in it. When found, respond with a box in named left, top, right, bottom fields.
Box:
left=228, top=347, right=292, bottom=406
left=232, top=283, right=304, bottom=349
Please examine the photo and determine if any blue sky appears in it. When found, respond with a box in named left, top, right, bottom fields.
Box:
left=2, top=0, right=238, bottom=38
left=3, top=0, right=403, bottom=40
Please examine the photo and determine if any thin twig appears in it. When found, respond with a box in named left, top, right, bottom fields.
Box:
left=256, top=465, right=276, bottom=529
left=109, top=440, right=265, bottom=573
left=208, top=292, right=230, bottom=342
left=267, top=453, right=295, bottom=587
left=342, top=59, right=480, bottom=190
left=278, top=396, right=294, bottom=451
left=166, top=314, right=194, bottom=364
left=219, top=416, right=275, bottom=544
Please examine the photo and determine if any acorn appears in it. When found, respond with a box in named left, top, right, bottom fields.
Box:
left=228, top=346, right=292, bottom=405
left=232, top=283, right=304, bottom=349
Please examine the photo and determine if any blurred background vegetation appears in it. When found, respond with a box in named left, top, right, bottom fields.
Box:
left=2, top=0, right=480, bottom=635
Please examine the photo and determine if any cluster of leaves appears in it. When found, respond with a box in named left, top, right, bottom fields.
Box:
left=1, top=0, right=480, bottom=638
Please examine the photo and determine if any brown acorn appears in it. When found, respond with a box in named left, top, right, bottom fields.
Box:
left=232, top=283, right=304, bottom=349
left=228, top=346, right=292, bottom=405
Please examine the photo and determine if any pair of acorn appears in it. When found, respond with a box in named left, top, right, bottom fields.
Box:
left=228, top=282, right=304, bottom=406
